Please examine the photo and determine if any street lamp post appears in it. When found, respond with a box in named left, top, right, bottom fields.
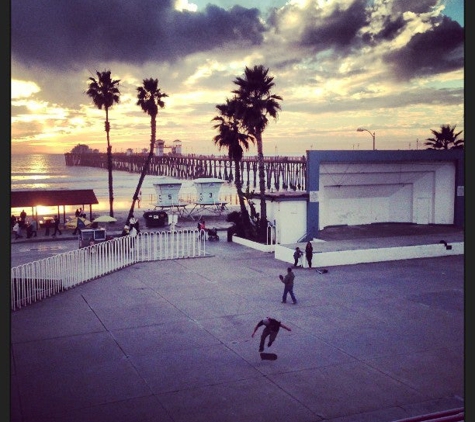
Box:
left=357, top=128, right=376, bottom=150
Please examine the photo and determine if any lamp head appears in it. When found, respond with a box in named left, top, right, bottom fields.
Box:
left=357, top=128, right=365, bottom=132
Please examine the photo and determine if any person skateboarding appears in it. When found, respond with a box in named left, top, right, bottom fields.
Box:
left=252, top=317, right=291, bottom=355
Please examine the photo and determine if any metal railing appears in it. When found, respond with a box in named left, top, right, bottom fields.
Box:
left=11, top=229, right=206, bottom=311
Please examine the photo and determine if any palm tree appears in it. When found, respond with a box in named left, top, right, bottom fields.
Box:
left=424, top=124, right=464, bottom=150
left=212, top=98, right=254, bottom=238
left=126, top=78, right=168, bottom=225
left=232, top=65, right=282, bottom=242
left=86, top=70, right=121, bottom=217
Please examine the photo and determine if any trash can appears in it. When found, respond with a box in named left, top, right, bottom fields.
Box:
left=143, top=210, right=169, bottom=228
left=227, top=226, right=234, bottom=242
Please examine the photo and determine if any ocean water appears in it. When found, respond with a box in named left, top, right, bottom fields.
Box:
left=11, top=154, right=238, bottom=216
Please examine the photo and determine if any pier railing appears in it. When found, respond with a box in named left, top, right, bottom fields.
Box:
left=11, top=229, right=206, bottom=311
left=65, top=152, right=307, bottom=191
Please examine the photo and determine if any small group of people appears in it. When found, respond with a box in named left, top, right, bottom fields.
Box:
left=75, top=208, right=87, bottom=219
left=252, top=241, right=318, bottom=353
left=11, top=210, right=40, bottom=240
left=250, top=266, right=298, bottom=353
left=293, top=241, right=314, bottom=268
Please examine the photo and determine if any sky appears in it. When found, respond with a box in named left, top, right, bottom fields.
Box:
left=11, top=0, right=464, bottom=156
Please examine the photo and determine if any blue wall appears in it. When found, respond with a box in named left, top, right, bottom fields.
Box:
left=306, top=150, right=464, bottom=239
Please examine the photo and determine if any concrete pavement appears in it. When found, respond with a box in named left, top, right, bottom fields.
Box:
left=10, top=225, right=464, bottom=422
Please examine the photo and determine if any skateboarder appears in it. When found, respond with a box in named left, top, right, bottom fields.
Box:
left=252, top=317, right=291, bottom=353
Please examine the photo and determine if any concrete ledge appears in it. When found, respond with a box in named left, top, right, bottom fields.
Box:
left=232, top=236, right=275, bottom=252
left=275, top=242, right=464, bottom=267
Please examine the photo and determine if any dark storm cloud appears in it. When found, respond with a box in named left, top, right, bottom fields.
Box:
left=383, top=17, right=464, bottom=79
left=266, top=0, right=463, bottom=81
left=11, top=0, right=464, bottom=84
left=373, top=15, right=406, bottom=42
left=298, top=0, right=368, bottom=52
left=11, top=0, right=265, bottom=70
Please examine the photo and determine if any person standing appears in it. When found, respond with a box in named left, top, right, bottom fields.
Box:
left=52, top=216, right=62, bottom=237
left=13, top=221, right=23, bottom=239
left=198, top=218, right=206, bottom=240
left=279, top=267, right=297, bottom=304
left=293, top=247, right=303, bottom=267
left=44, top=218, right=51, bottom=236
left=305, top=241, right=314, bottom=268
left=129, top=215, right=140, bottom=234
left=137, top=190, right=142, bottom=209
left=31, top=218, right=38, bottom=237
left=20, top=209, right=27, bottom=226
left=252, top=317, right=291, bottom=352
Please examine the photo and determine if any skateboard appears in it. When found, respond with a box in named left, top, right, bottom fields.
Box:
left=260, top=352, right=278, bottom=361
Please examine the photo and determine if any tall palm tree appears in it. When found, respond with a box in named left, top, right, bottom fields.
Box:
left=212, top=98, right=254, bottom=238
left=232, top=65, right=282, bottom=242
left=126, top=78, right=168, bottom=224
left=86, top=70, right=121, bottom=217
left=424, top=124, right=464, bottom=150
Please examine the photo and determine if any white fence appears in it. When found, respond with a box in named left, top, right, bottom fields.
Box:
left=11, top=229, right=206, bottom=311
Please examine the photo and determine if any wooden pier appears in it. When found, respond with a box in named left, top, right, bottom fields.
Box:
left=64, top=153, right=307, bottom=191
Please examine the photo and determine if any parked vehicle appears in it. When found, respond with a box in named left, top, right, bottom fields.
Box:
left=39, top=216, right=55, bottom=228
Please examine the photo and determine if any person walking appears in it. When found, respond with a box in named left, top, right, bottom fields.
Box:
left=26, top=220, right=38, bottom=238
left=293, top=247, right=303, bottom=267
left=279, top=267, right=297, bottom=304
left=252, top=317, right=292, bottom=352
left=52, top=216, right=62, bottom=237
left=305, top=241, right=314, bottom=268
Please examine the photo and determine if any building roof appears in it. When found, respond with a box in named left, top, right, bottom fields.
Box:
left=11, top=189, right=99, bottom=208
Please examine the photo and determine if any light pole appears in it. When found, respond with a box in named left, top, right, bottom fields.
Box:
left=357, top=128, right=376, bottom=150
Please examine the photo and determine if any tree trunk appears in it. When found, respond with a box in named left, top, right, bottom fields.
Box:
left=107, top=145, right=114, bottom=218
left=234, top=159, right=252, bottom=238
left=105, top=108, right=114, bottom=218
left=126, top=116, right=156, bottom=224
left=255, top=133, right=267, bottom=242
left=126, top=146, right=154, bottom=224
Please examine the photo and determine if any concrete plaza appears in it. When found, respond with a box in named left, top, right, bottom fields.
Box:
left=10, top=226, right=464, bottom=422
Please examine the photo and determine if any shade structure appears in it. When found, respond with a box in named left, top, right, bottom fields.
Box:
left=92, top=215, right=117, bottom=223
left=65, top=217, right=91, bottom=229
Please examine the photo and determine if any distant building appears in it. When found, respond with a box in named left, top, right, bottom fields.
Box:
left=70, top=144, right=94, bottom=154
left=172, top=139, right=182, bottom=155
left=265, top=149, right=464, bottom=244
left=156, top=139, right=165, bottom=156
